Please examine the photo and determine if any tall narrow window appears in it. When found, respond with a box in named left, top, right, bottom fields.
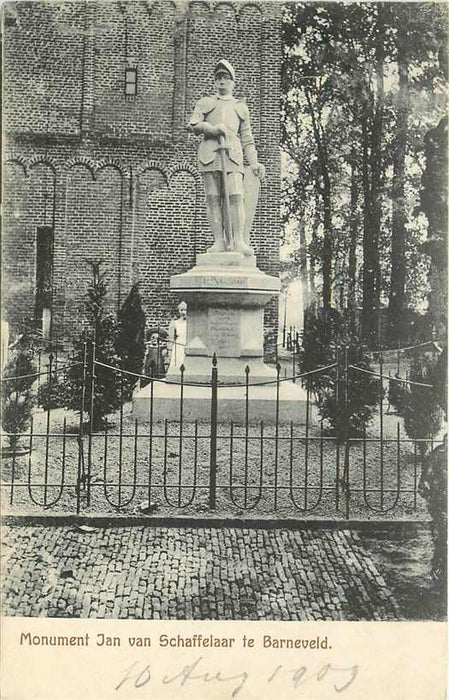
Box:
left=125, top=68, right=137, bottom=96
left=35, top=226, right=53, bottom=338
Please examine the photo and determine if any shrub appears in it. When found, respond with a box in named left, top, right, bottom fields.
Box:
left=65, top=262, right=123, bottom=431
left=316, top=344, right=381, bottom=440
left=406, top=348, right=447, bottom=586
left=403, top=352, right=445, bottom=458
left=37, top=374, right=70, bottom=411
left=298, top=307, right=344, bottom=393
left=1, top=353, right=36, bottom=450
left=298, top=308, right=380, bottom=440
left=1, top=393, right=35, bottom=449
left=387, top=374, right=408, bottom=414
left=1, top=352, right=36, bottom=397
left=419, top=439, right=447, bottom=584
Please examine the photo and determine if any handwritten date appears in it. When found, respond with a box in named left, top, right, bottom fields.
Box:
left=116, top=656, right=359, bottom=697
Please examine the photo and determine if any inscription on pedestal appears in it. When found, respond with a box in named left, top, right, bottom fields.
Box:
left=208, top=309, right=240, bottom=357
left=201, top=276, right=246, bottom=288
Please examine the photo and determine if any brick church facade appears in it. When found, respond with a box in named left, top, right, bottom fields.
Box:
left=2, top=1, right=281, bottom=347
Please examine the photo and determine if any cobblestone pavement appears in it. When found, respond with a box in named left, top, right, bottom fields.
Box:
left=1, top=525, right=402, bottom=620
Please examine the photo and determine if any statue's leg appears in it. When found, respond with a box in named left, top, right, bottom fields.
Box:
left=229, top=173, right=253, bottom=256
left=206, top=196, right=225, bottom=252
left=204, top=173, right=225, bottom=253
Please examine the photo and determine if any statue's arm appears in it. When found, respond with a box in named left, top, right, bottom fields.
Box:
left=189, top=98, right=220, bottom=137
left=238, top=103, right=265, bottom=179
left=238, top=104, right=258, bottom=166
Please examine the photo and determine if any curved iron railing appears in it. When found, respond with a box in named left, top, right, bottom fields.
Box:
left=2, top=340, right=441, bottom=521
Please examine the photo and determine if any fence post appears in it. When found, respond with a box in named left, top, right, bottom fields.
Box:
left=37, top=350, right=41, bottom=390
left=87, top=337, right=96, bottom=507
left=43, top=352, right=53, bottom=507
left=209, top=354, right=218, bottom=510
left=292, top=336, right=296, bottom=383
left=379, top=350, right=384, bottom=511
left=178, top=364, right=185, bottom=507
left=335, top=346, right=340, bottom=511
left=76, top=339, right=88, bottom=514
left=342, top=345, right=351, bottom=519
left=335, top=345, right=340, bottom=411
left=244, top=365, right=250, bottom=508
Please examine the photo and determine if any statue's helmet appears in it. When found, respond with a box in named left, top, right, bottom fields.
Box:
left=214, top=59, right=235, bottom=81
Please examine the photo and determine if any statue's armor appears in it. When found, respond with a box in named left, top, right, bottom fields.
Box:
left=190, top=95, right=258, bottom=174
left=189, top=80, right=261, bottom=255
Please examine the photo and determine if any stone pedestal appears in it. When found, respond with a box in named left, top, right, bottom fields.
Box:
left=167, top=251, right=280, bottom=383
left=133, top=251, right=309, bottom=424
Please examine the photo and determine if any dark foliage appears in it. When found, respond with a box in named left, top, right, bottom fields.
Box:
left=116, top=283, right=146, bottom=399
left=409, top=348, right=447, bottom=589
left=402, top=352, right=445, bottom=456
left=317, top=344, right=381, bottom=440
left=65, top=262, right=123, bottom=431
left=298, top=307, right=344, bottom=393
left=1, top=353, right=36, bottom=449
left=1, top=394, right=35, bottom=449
left=299, top=308, right=381, bottom=440
left=37, top=373, right=70, bottom=412
left=420, top=116, right=448, bottom=343
left=387, top=375, right=408, bottom=415
left=419, top=439, right=447, bottom=586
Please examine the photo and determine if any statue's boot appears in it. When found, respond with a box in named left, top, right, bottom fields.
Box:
left=208, top=241, right=226, bottom=253
left=234, top=235, right=253, bottom=257
left=206, top=195, right=226, bottom=253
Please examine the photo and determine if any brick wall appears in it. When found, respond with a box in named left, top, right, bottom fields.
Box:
left=3, top=0, right=281, bottom=350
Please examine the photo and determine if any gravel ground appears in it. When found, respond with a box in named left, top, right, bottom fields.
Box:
left=1, top=400, right=430, bottom=521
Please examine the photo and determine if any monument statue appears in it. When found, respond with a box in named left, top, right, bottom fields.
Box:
left=134, top=63, right=305, bottom=425
left=189, top=59, right=266, bottom=257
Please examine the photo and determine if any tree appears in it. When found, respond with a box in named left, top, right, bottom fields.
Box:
left=65, top=261, right=123, bottom=431
left=387, top=15, right=410, bottom=342
left=421, top=116, right=448, bottom=341
left=282, top=3, right=446, bottom=345
left=347, top=154, right=360, bottom=330
left=360, top=4, right=388, bottom=346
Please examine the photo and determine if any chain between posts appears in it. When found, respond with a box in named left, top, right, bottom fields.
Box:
left=16, top=342, right=431, bottom=519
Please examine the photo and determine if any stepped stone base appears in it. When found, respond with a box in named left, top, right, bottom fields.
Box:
left=133, top=379, right=313, bottom=425
left=132, top=250, right=307, bottom=424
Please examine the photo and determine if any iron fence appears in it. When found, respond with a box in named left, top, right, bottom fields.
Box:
left=1, top=340, right=443, bottom=522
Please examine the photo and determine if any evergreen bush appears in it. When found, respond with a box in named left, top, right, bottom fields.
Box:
left=299, top=308, right=381, bottom=440
left=402, top=352, right=445, bottom=457
left=1, top=351, right=35, bottom=396
left=65, top=262, right=123, bottom=431
left=404, top=349, right=447, bottom=586
left=37, top=373, right=70, bottom=411
left=298, top=307, right=344, bottom=393
left=1, top=353, right=36, bottom=450
left=387, top=374, right=409, bottom=414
